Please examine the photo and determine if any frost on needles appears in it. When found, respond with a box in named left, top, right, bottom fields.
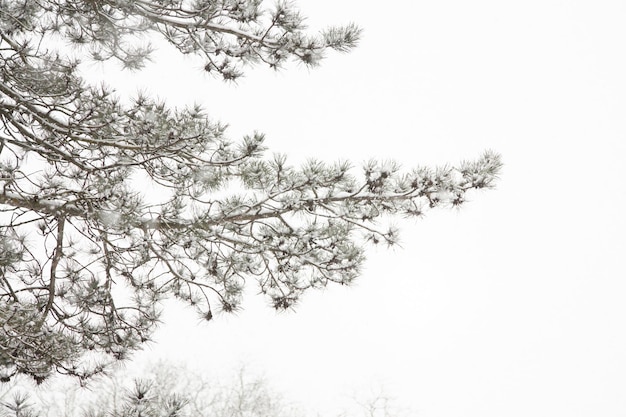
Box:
left=0, top=0, right=502, bottom=383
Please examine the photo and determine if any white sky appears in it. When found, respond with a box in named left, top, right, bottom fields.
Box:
left=81, top=1, right=626, bottom=416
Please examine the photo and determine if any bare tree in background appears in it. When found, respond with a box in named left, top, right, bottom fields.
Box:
left=1, top=361, right=411, bottom=417
left=3, top=362, right=306, bottom=417
left=0, top=0, right=502, bottom=383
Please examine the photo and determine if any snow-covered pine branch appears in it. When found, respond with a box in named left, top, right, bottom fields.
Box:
left=0, top=0, right=501, bottom=384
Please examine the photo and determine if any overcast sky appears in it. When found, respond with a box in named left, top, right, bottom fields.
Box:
left=83, top=1, right=626, bottom=416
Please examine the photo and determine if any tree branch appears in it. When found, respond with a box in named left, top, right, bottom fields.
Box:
left=42, top=216, right=64, bottom=321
